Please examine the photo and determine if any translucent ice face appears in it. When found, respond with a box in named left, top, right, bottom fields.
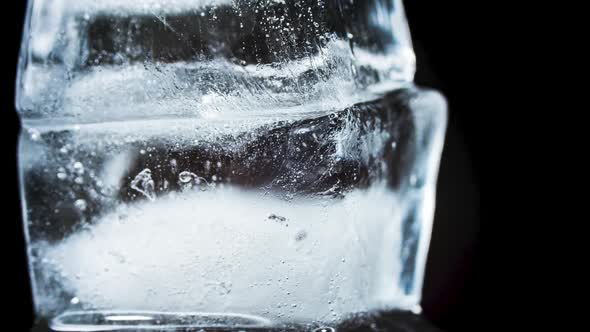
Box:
left=17, top=0, right=414, bottom=121
left=37, top=185, right=411, bottom=322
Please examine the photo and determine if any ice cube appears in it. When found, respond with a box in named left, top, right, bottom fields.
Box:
left=18, top=0, right=414, bottom=121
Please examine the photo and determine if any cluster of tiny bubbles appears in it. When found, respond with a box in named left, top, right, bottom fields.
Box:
left=59, top=160, right=86, bottom=184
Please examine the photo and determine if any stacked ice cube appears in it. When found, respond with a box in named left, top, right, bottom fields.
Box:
left=17, top=0, right=447, bottom=329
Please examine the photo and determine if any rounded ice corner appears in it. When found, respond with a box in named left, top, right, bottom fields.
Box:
left=409, top=89, right=449, bottom=142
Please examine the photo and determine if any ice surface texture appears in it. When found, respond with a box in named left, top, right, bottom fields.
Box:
left=21, top=89, right=446, bottom=324
left=17, top=0, right=414, bottom=121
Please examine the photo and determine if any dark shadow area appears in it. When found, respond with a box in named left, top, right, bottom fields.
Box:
left=404, top=2, right=486, bottom=331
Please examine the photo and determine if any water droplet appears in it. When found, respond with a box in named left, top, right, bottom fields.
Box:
left=131, top=169, right=156, bottom=201
left=139, top=149, right=146, bottom=155
left=346, top=32, right=354, bottom=39
left=74, top=199, right=87, bottom=211
left=70, top=297, right=80, bottom=305
left=74, top=177, right=84, bottom=184
left=391, top=141, right=397, bottom=149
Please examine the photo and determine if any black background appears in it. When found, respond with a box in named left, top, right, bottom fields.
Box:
left=3, top=1, right=488, bottom=331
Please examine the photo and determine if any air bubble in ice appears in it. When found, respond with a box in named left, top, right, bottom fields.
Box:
left=314, top=327, right=335, bottom=332
left=73, top=162, right=84, bottom=175
left=409, top=174, right=423, bottom=188
left=267, top=213, right=287, bottom=224
left=74, top=199, right=87, bottom=212
left=178, top=171, right=208, bottom=191
left=178, top=171, right=197, bottom=184
left=170, top=159, right=178, bottom=173
left=27, top=128, right=40, bottom=141
left=57, top=167, right=67, bottom=180
left=131, top=169, right=156, bottom=201
left=295, top=230, right=307, bottom=241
